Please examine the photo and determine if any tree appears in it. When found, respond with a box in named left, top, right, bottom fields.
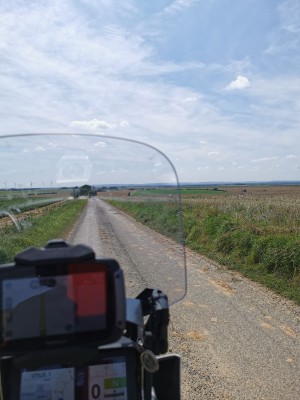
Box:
left=72, top=188, right=80, bottom=198
left=79, top=184, right=92, bottom=196
left=71, top=185, right=97, bottom=198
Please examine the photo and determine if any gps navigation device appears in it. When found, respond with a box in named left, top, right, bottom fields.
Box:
left=0, top=243, right=126, bottom=354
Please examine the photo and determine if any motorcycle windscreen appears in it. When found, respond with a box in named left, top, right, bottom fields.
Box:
left=0, top=134, right=186, bottom=305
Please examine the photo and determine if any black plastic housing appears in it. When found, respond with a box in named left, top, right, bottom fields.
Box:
left=0, top=242, right=126, bottom=355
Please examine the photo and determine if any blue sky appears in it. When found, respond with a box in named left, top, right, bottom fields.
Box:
left=0, top=0, right=299, bottom=182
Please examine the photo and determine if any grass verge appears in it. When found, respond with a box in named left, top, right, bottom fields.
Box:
left=0, top=200, right=87, bottom=264
left=107, top=199, right=300, bottom=304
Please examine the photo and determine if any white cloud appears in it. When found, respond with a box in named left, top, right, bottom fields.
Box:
left=35, top=146, right=45, bottom=152
left=0, top=2, right=299, bottom=183
left=286, top=154, right=297, bottom=159
left=70, top=119, right=114, bottom=130
left=225, top=75, right=250, bottom=90
left=251, top=156, right=279, bottom=163
left=164, top=0, right=200, bottom=14
left=263, top=0, right=300, bottom=64
left=94, top=141, right=107, bottom=147
left=183, top=97, right=198, bottom=103
left=278, top=0, right=300, bottom=33
left=207, top=151, right=219, bottom=156
left=22, top=146, right=45, bottom=153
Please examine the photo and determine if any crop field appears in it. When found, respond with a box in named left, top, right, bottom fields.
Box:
left=106, top=185, right=300, bottom=304
left=0, top=196, right=87, bottom=264
left=132, top=187, right=225, bottom=196
left=0, top=193, right=70, bottom=229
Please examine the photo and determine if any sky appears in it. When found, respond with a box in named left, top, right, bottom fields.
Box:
left=0, top=0, right=299, bottom=183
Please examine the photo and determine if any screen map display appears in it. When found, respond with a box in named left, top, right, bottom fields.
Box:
left=19, top=357, right=127, bottom=400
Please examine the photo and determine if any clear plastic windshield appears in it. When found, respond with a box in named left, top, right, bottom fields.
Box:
left=0, top=134, right=186, bottom=305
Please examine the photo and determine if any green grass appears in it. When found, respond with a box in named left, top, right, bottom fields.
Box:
left=0, top=200, right=87, bottom=264
left=106, top=197, right=300, bottom=304
left=108, top=200, right=183, bottom=243
left=0, top=197, right=64, bottom=214
left=0, top=198, right=30, bottom=210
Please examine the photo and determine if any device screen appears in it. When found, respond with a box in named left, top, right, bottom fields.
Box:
left=19, top=357, right=127, bottom=400
left=2, top=264, right=107, bottom=341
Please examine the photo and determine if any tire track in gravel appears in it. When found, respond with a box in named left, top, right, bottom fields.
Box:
left=68, top=198, right=300, bottom=400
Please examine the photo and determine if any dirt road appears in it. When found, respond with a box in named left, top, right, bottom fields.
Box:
left=69, top=198, right=300, bottom=399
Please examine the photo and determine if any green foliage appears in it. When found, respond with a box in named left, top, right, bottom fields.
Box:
left=203, top=210, right=236, bottom=238
left=72, top=188, right=80, bottom=198
left=107, top=196, right=300, bottom=304
left=251, top=236, right=300, bottom=278
left=0, top=197, right=63, bottom=213
left=0, top=200, right=86, bottom=264
left=108, top=200, right=182, bottom=242
left=79, top=184, right=92, bottom=195
left=72, top=185, right=97, bottom=198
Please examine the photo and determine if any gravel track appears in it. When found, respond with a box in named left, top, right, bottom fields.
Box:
left=69, top=198, right=300, bottom=399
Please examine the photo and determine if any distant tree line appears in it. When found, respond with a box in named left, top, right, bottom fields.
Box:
left=71, top=185, right=97, bottom=198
